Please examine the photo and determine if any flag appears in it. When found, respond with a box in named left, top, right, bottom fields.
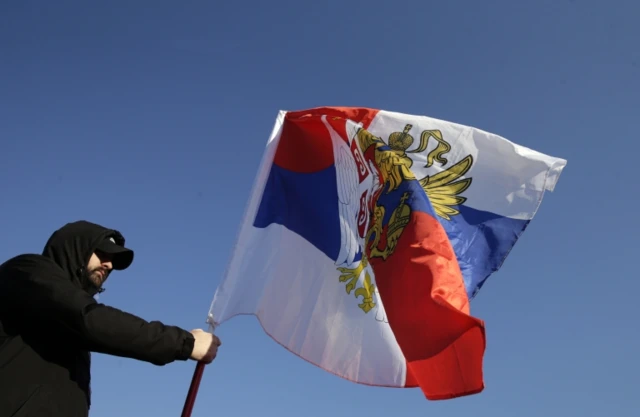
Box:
left=207, top=106, right=566, bottom=400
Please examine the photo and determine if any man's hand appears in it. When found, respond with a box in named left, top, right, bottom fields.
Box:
left=189, top=329, right=221, bottom=364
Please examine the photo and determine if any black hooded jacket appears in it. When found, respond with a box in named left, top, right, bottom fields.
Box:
left=0, top=221, right=195, bottom=416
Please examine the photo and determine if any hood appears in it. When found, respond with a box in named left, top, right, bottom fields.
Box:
left=42, top=220, right=133, bottom=296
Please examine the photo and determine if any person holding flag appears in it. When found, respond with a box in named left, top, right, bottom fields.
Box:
left=0, top=220, right=221, bottom=417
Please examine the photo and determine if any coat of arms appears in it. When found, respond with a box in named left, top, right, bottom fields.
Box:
left=323, top=116, right=473, bottom=319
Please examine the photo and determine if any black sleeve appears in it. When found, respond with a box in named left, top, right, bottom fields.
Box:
left=0, top=255, right=195, bottom=366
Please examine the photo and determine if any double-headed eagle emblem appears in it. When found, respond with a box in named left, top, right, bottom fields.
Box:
left=323, top=116, right=473, bottom=319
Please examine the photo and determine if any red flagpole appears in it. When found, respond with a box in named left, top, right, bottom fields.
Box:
left=180, top=362, right=206, bottom=417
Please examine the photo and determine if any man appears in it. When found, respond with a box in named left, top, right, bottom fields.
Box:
left=0, top=220, right=221, bottom=417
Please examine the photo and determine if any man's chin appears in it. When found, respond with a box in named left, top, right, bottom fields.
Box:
left=90, top=275, right=105, bottom=288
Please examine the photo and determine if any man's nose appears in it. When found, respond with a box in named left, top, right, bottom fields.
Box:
left=102, top=261, right=113, bottom=270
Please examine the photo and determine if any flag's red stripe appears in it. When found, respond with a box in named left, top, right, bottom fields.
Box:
left=274, top=107, right=378, bottom=173
left=371, top=211, right=486, bottom=399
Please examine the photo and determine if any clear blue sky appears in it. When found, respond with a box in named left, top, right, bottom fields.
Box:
left=1, top=1, right=638, bottom=416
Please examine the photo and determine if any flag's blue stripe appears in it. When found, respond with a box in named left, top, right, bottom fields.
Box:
left=254, top=163, right=341, bottom=261
left=440, top=206, right=529, bottom=298
left=254, top=163, right=529, bottom=299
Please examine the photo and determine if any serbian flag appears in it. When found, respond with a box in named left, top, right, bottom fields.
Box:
left=207, top=107, right=566, bottom=400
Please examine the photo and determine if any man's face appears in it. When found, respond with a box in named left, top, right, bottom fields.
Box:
left=86, top=251, right=114, bottom=288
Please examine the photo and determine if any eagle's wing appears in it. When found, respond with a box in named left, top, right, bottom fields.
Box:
left=323, top=116, right=361, bottom=267
left=418, top=155, right=473, bottom=221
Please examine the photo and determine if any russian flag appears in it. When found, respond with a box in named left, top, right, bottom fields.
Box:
left=208, top=107, right=566, bottom=400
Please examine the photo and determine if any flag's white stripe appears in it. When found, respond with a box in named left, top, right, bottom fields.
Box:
left=211, top=223, right=408, bottom=387
left=368, top=110, right=567, bottom=220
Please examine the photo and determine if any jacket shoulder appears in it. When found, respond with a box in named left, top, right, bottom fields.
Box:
left=0, top=254, right=62, bottom=279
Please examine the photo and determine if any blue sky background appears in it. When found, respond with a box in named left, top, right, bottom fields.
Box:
left=1, top=1, right=638, bottom=416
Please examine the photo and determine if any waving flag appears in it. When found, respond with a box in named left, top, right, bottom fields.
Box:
left=207, top=107, right=566, bottom=400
